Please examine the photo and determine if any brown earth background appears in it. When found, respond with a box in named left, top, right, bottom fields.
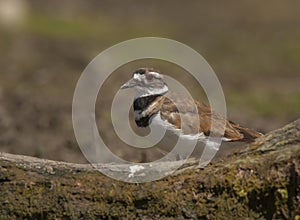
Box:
left=0, top=0, right=299, bottom=163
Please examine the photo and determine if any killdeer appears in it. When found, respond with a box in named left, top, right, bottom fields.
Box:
left=120, top=67, right=262, bottom=147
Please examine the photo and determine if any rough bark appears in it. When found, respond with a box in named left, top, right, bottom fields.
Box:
left=0, top=119, right=299, bottom=220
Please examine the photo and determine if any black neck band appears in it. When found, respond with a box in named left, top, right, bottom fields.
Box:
left=133, top=94, right=162, bottom=111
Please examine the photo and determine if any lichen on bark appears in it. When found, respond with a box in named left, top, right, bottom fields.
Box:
left=0, top=119, right=299, bottom=219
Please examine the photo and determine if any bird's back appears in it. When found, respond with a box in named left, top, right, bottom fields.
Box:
left=158, top=92, right=262, bottom=142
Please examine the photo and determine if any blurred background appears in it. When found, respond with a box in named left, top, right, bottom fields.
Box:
left=0, top=0, right=299, bottom=163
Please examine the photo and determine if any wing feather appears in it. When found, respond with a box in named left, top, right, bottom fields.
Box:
left=159, top=92, right=262, bottom=142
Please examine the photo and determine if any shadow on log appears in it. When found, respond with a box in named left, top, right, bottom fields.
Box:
left=0, top=119, right=299, bottom=219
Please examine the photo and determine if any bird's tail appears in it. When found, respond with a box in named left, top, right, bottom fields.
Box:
left=237, top=126, right=263, bottom=142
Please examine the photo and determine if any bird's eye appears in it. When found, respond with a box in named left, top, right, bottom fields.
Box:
left=146, top=74, right=154, bottom=81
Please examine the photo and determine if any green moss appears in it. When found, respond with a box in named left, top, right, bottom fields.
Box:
left=276, top=188, right=288, bottom=204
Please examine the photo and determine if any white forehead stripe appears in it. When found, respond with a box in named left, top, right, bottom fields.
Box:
left=133, top=73, right=145, bottom=81
left=148, top=71, right=161, bottom=77
left=133, top=73, right=139, bottom=79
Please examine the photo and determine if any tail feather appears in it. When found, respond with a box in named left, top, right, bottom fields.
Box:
left=236, top=126, right=263, bottom=142
left=225, top=120, right=263, bottom=142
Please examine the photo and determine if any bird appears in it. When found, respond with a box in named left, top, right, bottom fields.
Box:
left=120, top=67, right=262, bottom=149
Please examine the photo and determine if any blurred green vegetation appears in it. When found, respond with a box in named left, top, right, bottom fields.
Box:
left=228, top=92, right=300, bottom=117
left=25, top=13, right=95, bottom=39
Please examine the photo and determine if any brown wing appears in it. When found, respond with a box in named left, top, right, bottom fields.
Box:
left=159, top=92, right=262, bottom=142
left=160, top=94, right=201, bottom=135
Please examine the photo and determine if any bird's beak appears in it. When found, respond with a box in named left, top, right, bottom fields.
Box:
left=120, top=79, right=137, bottom=89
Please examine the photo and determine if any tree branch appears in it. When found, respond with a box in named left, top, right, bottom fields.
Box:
left=0, top=119, right=299, bottom=219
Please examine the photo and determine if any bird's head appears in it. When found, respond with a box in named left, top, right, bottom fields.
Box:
left=120, top=68, right=168, bottom=98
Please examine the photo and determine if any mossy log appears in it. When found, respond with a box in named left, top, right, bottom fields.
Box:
left=0, top=119, right=299, bottom=220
